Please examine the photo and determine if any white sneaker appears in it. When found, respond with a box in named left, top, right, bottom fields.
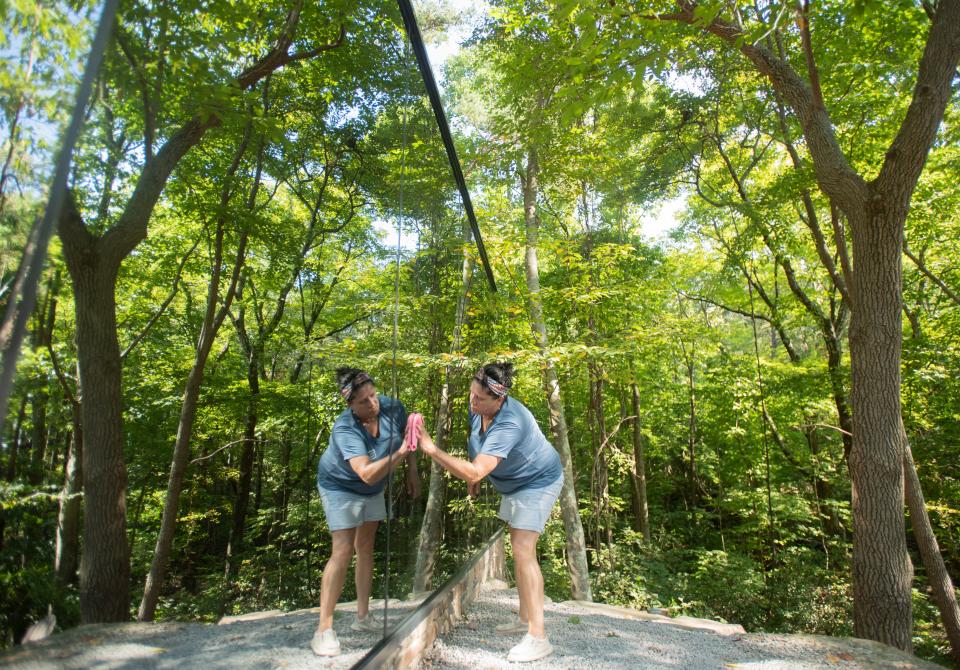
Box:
left=494, top=617, right=528, bottom=634
left=507, top=633, right=553, bottom=662
left=350, top=615, right=385, bottom=633
left=311, top=627, right=340, bottom=656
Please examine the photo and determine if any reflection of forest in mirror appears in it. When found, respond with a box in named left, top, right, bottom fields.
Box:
left=0, top=0, right=499, bottom=654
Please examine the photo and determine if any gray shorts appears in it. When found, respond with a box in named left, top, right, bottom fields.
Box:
left=498, top=476, right=564, bottom=533
left=318, top=486, right=386, bottom=531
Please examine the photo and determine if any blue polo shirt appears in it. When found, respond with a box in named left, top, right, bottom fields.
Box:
left=316, top=395, right=407, bottom=495
left=468, top=397, right=563, bottom=494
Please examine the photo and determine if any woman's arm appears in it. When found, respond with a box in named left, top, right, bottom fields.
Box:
left=348, top=446, right=411, bottom=485
left=418, top=430, right=499, bottom=485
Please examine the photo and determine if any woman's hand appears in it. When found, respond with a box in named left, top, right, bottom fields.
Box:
left=418, top=429, right=439, bottom=456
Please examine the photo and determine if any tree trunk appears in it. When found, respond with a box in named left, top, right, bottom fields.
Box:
left=681, top=342, right=699, bottom=507
left=629, top=383, right=650, bottom=541
left=28, top=388, right=48, bottom=485
left=224, top=353, right=260, bottom=586
left=5, top=396, right=26, bottom=481
left=55, top=411, right=82, bottom=583
left=588, top=363, right=610, bottom=551
left=137, top=127, right=252, bottom=621
left=847, top=201, right=912, bottom=649
left=71, top=259, right=129, bottom=622
left=522, top=146, right=591, bottom=601
left=413, top=220, right=474, bottom=594
left=138, top=338, right=221, bottom=621
left=903, top=434, right=960, bottom=663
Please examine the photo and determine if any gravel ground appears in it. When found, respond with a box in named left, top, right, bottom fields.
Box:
left=1, top=586, right=945, bottom=670
left=421, top=586, right=945, bottom=670
left=0, top=598, right=423, bottom=670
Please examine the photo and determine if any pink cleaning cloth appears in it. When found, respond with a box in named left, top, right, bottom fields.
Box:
left=405, top=413, right=424, bottom=451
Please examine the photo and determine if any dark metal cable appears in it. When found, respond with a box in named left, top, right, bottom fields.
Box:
left=306, top=357, right=314, bottom=600
left=0, top=0, right=120, bottom=429
left=395, top=0, right=497, bottom=293
left=382, top=91, right=409, bottom=639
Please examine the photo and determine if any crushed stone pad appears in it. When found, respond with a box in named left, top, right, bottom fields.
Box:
left=0, top=599, right=423, bottom=670
left=421, top=587, right=943, bottom=670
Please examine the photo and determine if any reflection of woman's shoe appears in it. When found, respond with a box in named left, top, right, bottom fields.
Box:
left=311, top=628, right=341, bottom=656
left=494, top=617, right=528, bottom=634
left=507, top=633, right=554, bottom=662
left=351, top=615, right=385, bottom=633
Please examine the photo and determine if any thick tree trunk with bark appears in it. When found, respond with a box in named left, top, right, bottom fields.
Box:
left=70, top=256, right=129, bottom=622
left=522, top=147, right=592, bottom=601
left=846, top=201, right=913, bottom=648
left=413, top=221, right=474, bottom=594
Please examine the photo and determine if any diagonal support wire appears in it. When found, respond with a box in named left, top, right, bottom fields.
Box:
left=395, top=0, right=497, bottom=293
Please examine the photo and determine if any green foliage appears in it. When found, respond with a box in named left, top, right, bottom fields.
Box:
left=580, top=527, right=853, bottom=638
left=0, top=483, right=80, bottom=645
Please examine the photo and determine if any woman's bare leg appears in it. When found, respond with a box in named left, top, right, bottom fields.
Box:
left=353, top=520, right=379, bottom=620
left=510, top=527, right=545, bottom=638
left=317, top=528, right=357, bottom=631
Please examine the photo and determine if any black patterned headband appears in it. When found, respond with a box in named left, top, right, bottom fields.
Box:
left=340, top=372, right=372, bottom=402
left=474, top=370, right=508, bottom=398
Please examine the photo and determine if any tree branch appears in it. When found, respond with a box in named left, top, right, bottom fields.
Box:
left=795, top=0, right=824, bottom=110
left=114, top=24, right=155, bottom=161
left=95, top=7, right=345, bottom=270
left=681, top=290, right=773, bottom=323
left=768, top=83, right=851, bottom=306
left=875, top=0, right=960, bottom=203
left=829, top=201, right=854, bottom=300
left=190, top=438, right=257, bottom=465
left=650, top=1, right=869, bottom=214
left=315, top=310, right=381, bottom=341
left=47, top=342, right=78, bottom=408
left=903, top=242, right=960, bottom=307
